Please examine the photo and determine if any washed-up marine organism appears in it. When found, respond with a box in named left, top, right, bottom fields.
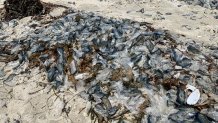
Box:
left=0, top=9, right=218, bottom=123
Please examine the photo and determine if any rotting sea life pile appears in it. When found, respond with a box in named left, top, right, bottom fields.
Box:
left=181, top=0, right=218, bottom=9
left=0, top=9, right=218, bottom=122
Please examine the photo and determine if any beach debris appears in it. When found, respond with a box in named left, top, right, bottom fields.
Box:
left=168, top=108, right=197, bottom=122
left=201, top=108, right=218, bottom=122
left=137, top=8, right=145, bottom=13
left=4, top=0, right=43, bottom=20
left=186, top=84, right=200, bottom=105
left=0, top=9, right=217, bottom=122
left=181, top=0, right=218, bottom=9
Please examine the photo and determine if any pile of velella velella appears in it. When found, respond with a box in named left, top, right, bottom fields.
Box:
left=182, top=0, right=218, bottom=9
left=0, top=9, right=218, bottom=123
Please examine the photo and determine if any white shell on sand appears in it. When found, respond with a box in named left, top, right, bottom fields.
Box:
left=186, top=84, right=200, bottom=105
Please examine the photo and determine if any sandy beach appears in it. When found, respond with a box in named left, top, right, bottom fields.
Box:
left=0, top=0, right=218, bottom=123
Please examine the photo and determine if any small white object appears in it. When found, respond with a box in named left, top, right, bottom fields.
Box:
left=127, top=61, right=134, bottom=68
left=69, top=60, right=77, bottom=74
left=186, top=84, right=200, bottom=105
left=174, top=72, right=180, bottom=79
left=75, top=73, right=89, bottom=80
left=175, top=65, right=182, bottom=69
left=187, top=89, right=200, bottom=105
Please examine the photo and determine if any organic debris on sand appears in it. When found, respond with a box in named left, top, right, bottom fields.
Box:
left=0, top=9, right=218, bottom=122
